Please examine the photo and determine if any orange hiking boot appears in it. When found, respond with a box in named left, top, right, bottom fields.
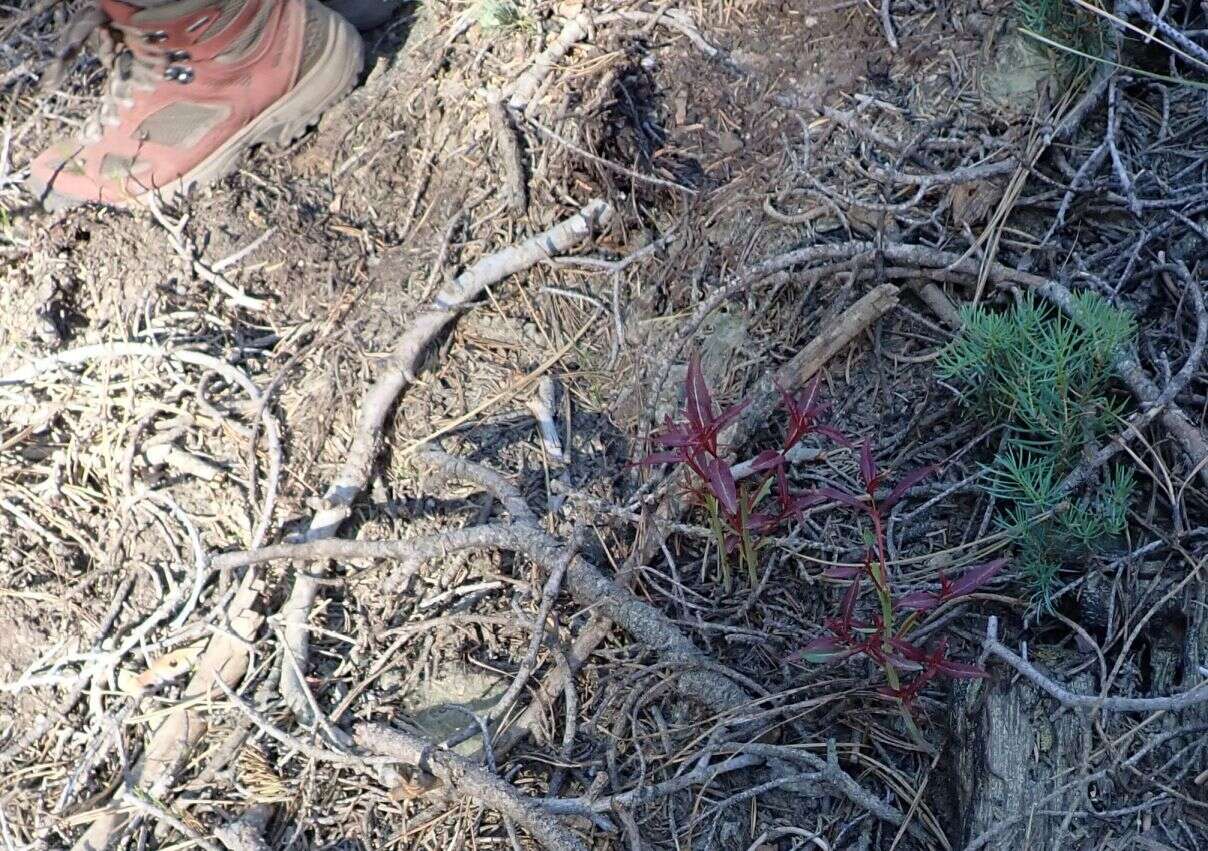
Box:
left=27, top=0, right=364, bottom=211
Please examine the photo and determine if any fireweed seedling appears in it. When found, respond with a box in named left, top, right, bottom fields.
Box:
left=803, top=440, right=1006, bottom=744
left=639, top=352, right=843, bottom=590
left=639, top=353, right=1006, bottom=741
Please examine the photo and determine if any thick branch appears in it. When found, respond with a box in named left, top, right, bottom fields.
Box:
left=983, top=617, right=1208, bottom=712
left=277, top=201, right=611, bottom=717
left=355, top=723, right=587, bottom=851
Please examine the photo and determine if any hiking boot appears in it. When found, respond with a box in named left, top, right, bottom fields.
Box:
left=27, top=0, right=364, bottom=212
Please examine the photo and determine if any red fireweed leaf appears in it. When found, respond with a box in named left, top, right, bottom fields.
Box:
left=880, top=678, right=927, bottom=707
left=714, top=398, right=750, bottom=434
left=652, top=429, right=697, bottom=449
left=859, top=439, right=877, bottom=490
left=780, top=376, right=825, bottom=447
left=749, top=449, right=786, bottom=473
left=684, top=351, right=715, bottom=433
left=814, top=425, right=854, bottom=447
left=825, top=565, right=861, bottom=580
left=889, top=636, right=928, bottom=662
left=817, top=486, right=867, bottom=512
left=839, top=573, right=862, bottom=628
left=944, top=558, right=1008, bottom=599
left=774, top=464, right=793, bottom=511
left=790, top=635, right=850, bottom=664
left=747, top=511, right=780, bottom=535
left=782, top=374, right=821, bottom=414
left=787, top=489, right=827, bottom=513
left=704, top=457, right=739, bottom=516
left=881, top=465, right=936, bottom=511
left=933, top=659, right=988, bottom=679
left=635, top=450, right=685, bottom=467
left=894, top=591, right=941, bottom=612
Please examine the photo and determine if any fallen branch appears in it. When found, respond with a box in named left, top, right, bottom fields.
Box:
left=983, top=616, right=1208, bottom=712
left=732, top=740, right=922, bottom=838
left=448, top=538, right=572, bottom=745
left=507, top=13, right=591, bottom=112
left=277, top=200, right=611, bottom=718
left=879, top=0, right=898, bottom=50
left=121, top=788, right=222, bottom=851
left=733, top=283, right=899, bottom=439
left=740, top=239, right=1208, bottom=482
left=355, top=723, right=588, bottom=851
left=71, top=570, right=266, bottom=851
left=214, top=520, right=750, bottom=712
left=213, top=806, right=272, bottom=851
left=537, top=754, right=764, bottom=815
left=962, top=722, right=1208, bottom=850
left=527, top=375, right=565, bottom=461
left=412, top=449, right=750, bottom=711
left=488, top=96, right=527, bottom=215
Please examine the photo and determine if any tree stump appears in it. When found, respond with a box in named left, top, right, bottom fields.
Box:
left=941, top=651, right=1093, bottom=848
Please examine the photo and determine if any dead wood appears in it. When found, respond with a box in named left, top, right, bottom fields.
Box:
left=488, top=97, right=528, bottom=216
left=740, top=240, right=1208, bottom=484
left=214, top=521, right=751, bottom=713
left=946, top=650, right=1093, bottom=849
left=277, top=200, right=612, bottom=718
left=71, top=570, right=266, bottom=851
left=355, top=723, right=589, bottom=851
left=213, top=806, right=272, bottom=851
left=982, top=616, right=1208, bottom=713
left=733, top=283, right=899, bottom=440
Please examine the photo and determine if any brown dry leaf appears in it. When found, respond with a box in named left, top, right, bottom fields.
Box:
left=948, top=180, right=1003, bottom=227
left=388, top=767, right=443, bottom=801
left=116, top=642, right=207, bottom=696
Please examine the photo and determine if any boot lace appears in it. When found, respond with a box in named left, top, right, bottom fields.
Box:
left=43, top=2, right=177, bottom=145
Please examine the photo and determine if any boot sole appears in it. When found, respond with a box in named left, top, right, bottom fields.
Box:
left=31, top=0, right=364, bottom=213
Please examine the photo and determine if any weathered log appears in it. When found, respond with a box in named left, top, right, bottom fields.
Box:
left=942, top=651, right=1092, bottom=848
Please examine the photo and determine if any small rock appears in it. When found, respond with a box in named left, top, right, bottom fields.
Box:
left=717, top=132, right=743, bottom=154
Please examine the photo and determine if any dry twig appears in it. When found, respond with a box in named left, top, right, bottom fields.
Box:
left=355, top=723, right=589, bottom=851
left=982, top=617, right=1208, bottom=713
left=275, top=201, right=611, bottom=718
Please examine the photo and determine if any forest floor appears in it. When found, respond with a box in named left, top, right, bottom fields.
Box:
left=1, top=0, right=1207, bottom=849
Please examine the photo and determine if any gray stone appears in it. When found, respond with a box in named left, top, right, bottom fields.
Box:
left=404, top=663, right=508, bottom=756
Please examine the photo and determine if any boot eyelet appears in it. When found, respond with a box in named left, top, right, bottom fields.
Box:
left=144, top=30, right=168, bottom=44
left=164, top=65, right=195, bottom=83
left=168, top=50, right=191, bottom=62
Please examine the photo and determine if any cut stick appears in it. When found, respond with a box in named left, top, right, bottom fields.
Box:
left=507, top=13, right=591, bottom=112
left=488, top=97, right=528, bottom=216
left=733, top=283, right=899, bottom=444
left=277, top=200, right=612, bottom=717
